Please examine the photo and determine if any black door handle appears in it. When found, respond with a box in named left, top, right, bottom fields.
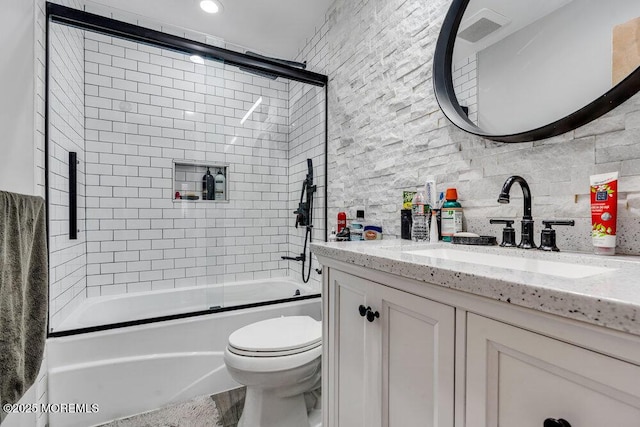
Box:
left=359, top=305, right=369, bottom=317
left=544, top=418, right=571, bottom=427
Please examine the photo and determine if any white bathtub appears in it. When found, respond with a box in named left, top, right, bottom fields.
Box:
left=47, top=279, right=321, bottom=427
left=56, top=278, right=315, bottom=331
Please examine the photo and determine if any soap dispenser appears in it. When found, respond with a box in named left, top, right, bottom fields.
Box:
left=202, top=167, right=214, bottom=200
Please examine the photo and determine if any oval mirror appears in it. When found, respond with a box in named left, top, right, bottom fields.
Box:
left=433, top=0, right=640, bottom=142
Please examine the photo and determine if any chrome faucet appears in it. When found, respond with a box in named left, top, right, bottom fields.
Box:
left=497, top=176, right=536, bottom=249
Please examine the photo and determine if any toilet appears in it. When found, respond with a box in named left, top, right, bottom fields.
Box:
left=223, top=315, right=322, bottom=427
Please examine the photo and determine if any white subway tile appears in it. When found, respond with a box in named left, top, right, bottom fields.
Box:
left=125, top=48, right=150, bottom=63
left=125, top=69, right=150, bottom=84
left=139, top=62, right=162, bottom=76
left=99, top=42, right=125, bottom=58
left=86, top=51, right=111, bottom=65
left=128, top=240, right=152, bottom=251
left=113, top=78, right=138, bottom=92
left=127, top=282, right=152, bottom=292
left=101, top=262, right=127, bottom=274
left=150, top=54, right=173, bottom=67
left=99, top=64, right=126, bottom=79
left=125, top=112, right=151, bottom=125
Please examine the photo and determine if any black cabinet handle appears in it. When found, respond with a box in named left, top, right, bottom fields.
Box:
left=544, top=418, right=571, bottom=427
left=366, top=309, right=380, bottom=322
left=359, top=305, right=369, bottom=317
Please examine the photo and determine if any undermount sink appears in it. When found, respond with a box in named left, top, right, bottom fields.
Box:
left=404, top=248, right=615, bottom=279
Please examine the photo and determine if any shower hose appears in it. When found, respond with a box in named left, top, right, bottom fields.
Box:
left=302, top=225, right=313, bottom=283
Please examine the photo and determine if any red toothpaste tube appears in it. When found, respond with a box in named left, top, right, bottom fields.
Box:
left=590, top=172, right=618, bottom=255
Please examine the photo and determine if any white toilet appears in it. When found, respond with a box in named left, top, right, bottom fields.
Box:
left=223, top=315, right=322, bottom=427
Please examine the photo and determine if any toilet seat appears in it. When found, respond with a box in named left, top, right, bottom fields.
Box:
left=227, top=316, right=321, bottom=357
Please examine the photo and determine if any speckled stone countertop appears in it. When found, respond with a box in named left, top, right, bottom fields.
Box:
left=311, top=240, right=640, bottom=336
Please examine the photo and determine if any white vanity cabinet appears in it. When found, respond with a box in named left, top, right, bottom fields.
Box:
left=320, top=260, right=640, bottom=427
left=466, top=314, right=640, bottom=427
left=325, top=269, right=455, bottom=427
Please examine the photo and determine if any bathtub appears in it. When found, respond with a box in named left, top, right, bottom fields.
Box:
left=56, top=278, right=316, bottom=332
left=47, top=279, right=321, bottom=427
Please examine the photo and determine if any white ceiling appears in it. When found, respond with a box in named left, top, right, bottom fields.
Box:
left=87, top=0, right=333, bottom=59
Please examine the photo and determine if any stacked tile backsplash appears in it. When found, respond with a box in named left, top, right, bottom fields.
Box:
left=297, top=0, right=640, bottom=255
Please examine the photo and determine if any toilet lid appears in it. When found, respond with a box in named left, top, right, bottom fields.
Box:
left=228, top=316, right=321, bottom=355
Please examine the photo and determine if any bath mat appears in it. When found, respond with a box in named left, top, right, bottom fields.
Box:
left=98, top=395, right=222, bottom=427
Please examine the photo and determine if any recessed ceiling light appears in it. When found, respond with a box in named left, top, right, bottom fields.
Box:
left=200, top=0, right=220, bottom=14
left=190, top=55, right=205, bottom=64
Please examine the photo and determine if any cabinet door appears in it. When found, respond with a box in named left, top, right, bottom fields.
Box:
left=377, top=283, right=455, bottom=427
left=466, top=313, right=640, bottom=427
left=327, top=270, right=455, bottom=427
left=328, top=270, right=377, bottom=427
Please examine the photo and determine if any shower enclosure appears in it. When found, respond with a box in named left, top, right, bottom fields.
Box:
left=45, top=3, right=327, bottom=335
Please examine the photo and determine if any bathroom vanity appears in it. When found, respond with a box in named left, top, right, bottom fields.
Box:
left=311, top=240, right=640, bottom=427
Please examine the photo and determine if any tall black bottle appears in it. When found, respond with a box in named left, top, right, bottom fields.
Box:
left=202, top=167, right=215, bottom=200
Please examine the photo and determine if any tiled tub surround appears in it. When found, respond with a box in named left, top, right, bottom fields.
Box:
left=295, top=0, right=640, bottom=256
left=311, top=240, right=640, bottom=336
left=287, top=81, right=326, bottom=289
left=48, top=22, right=87, bottom=329
left=81, top=31, right=295, bottom=297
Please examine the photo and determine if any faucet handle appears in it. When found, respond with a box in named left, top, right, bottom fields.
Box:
left=539, top=220, right=575, bottom=252
left=489, top=219, right=514, bottom=227
left=542, top=220, right=575, bottom=228
left=489, top=219, right=516, bottom=247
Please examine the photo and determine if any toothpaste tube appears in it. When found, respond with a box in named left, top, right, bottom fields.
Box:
left=590, top=172, right=618, bottom=255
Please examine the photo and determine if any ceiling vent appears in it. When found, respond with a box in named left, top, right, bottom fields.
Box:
left=457, top=8, right=510, bottom=43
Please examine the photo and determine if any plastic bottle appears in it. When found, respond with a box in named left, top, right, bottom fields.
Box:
left=350, top=210, right=365, bottom=241
left=436, top=191, right=444, bottom=238
left=337, top=212, right=347, bottom=233
left=401, top=209, right=412, bottom=240
left=202, top=167, right=215, bottom=200
left=214, top=169, right=226, bottom=200
left=411, top=187, right=429, bottom=241
left=429, top=210, right=439, bottom=242
left=441, top=188, right=463, bottom=242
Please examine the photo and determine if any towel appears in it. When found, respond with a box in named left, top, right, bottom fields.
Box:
left=0, top=191, right=48, bottom=423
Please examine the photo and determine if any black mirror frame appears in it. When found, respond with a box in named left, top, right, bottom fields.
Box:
left=433, top=0, right=640, bottom=143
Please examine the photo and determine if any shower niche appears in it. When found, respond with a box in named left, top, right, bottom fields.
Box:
left=173, top=161, right=228, bottom=202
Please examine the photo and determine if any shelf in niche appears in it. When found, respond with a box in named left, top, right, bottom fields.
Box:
left=173, top=160, right=229, bottom=203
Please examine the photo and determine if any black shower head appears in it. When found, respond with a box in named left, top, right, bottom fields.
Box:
left=307, top=159, right=313, bottom=184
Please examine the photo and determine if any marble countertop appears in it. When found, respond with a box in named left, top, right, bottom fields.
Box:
left=311, top=239, right=640, bottom=336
